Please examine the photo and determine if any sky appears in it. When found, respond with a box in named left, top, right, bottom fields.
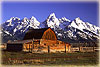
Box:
left=2, top=1, right=99, bottom=26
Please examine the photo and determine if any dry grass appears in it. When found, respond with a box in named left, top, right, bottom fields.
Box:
left=1, top=50, right=99, bottom=66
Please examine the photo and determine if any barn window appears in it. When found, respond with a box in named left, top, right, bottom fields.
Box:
left=44, top=43, right=46, bottom=45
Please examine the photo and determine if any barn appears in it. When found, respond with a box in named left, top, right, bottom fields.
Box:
left=7, top=28, right=71, bottom=52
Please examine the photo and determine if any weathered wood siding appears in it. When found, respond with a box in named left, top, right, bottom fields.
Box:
left=23, top=39, right=71, bottom=53
left=42, top=28, right=57, bottom=40
left=23, top=42, right=33, bottom=51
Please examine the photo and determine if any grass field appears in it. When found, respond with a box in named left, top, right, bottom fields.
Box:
left=1, top=51, right=99, bottom=66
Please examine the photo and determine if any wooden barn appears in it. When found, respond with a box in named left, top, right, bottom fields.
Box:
left=7, top=28, right=71, bottom=53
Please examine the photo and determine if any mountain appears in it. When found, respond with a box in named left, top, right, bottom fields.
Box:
left=1, top=16, right=40, bottom=42
left=1, top=13, right=100, bottom=43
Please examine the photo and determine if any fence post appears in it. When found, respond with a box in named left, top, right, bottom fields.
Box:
left=48, top=45, right=50, bottom=53
left=68, top=45, right=69, bottom=52
left=33, top=39, right=34, bottom=49
left=65, top=43, right=66, bottom=53
left=29, top=44, right=31, bottom=52
left=29, top=44, right=30, bottom=52
left=93, top=46, right=94, bottom=52
left=79, top=46, right=80, bottom=52
left=30, top=44, right=33, bottom=53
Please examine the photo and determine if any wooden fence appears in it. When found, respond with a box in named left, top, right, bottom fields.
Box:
left=1, top=43, right=99, bottom=53
left=71, top=47, right=99, bottom=52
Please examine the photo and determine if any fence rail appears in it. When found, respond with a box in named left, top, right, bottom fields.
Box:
left=1, top=43, right=99, bottom=53
left=71, top=47, right=99, bottom=52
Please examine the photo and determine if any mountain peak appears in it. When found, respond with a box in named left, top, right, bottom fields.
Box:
left=31, top=16, right=36, bottom=20
left=75, top=17, right=80, bottom=20
left=23, top=17, right=29, bottom=22
left=6, top=17, right=20, bottom=22
left=49, top=13, right=56, bottom=16
left=74, top=17, right=83, bottom=24
left=61, top=17, right=71, bottom=22
left=48, top=13, right=56, bottom=19
left=45, top=13, right=60, bottom=28
left=23, top=17, right=28, bottom=20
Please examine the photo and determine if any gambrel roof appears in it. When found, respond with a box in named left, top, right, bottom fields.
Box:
left=23, top=28, right=57, bottom=40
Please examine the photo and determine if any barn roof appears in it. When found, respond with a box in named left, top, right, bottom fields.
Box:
left=7, top=39, right=33, bottom=44
left=23, top=28, right=51, bottom=40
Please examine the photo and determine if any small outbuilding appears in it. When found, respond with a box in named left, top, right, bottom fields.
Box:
left=6, top=39, right=32, bottom=51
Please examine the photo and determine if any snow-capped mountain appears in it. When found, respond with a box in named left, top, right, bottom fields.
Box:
left=1, top=13, right=100, bottom=43
left=1, top=16, right=40, bottom=42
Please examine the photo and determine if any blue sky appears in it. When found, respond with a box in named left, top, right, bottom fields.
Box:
left=2, top=2, right=99, bottom=26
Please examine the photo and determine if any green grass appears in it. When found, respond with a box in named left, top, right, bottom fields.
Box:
left=1, top=51, right=99, bottom=66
